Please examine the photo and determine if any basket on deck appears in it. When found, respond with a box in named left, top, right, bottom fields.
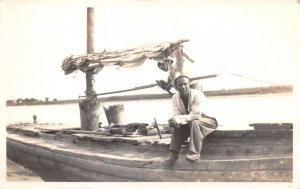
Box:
left=103, top=104, right=125, bottom=126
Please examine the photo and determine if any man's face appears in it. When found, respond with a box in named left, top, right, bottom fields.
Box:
left=176, top=77, right=190, bottom=97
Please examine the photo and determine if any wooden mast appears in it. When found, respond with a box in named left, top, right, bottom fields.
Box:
left=79, top=7, right=101, bottom=131
left=86, top=7, right=95, bottom=95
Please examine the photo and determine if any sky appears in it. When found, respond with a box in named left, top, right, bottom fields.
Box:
left=0, top=0, right=299, bottom=100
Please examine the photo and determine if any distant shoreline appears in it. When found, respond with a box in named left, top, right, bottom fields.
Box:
left=6, top=85, right=293, bottom=107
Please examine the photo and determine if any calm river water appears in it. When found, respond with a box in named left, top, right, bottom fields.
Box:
left=6, top=93, right=296, bottom=130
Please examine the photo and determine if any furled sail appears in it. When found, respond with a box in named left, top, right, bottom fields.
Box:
left=61, top=39, right=189, bottom=75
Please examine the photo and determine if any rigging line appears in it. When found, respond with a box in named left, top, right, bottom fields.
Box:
left=72, top=69, right=79, bottom=78
left=198, top=62, right=281, bottom=85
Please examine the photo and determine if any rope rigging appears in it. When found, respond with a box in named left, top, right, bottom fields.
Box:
left=198, top=62, right=282, bottom=85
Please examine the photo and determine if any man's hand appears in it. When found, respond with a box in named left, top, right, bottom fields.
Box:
left=168, top=117, right=181, bottom=128
left=156, top=80, right=172, bottom=91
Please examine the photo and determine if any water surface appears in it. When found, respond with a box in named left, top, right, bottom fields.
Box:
left=6, top=93, right=296, bottom=130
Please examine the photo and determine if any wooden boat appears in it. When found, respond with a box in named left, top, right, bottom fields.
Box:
left=6, top=123, right=292, bottom=182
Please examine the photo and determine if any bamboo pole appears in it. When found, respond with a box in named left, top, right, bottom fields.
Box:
left=79, top=74, right=218, bottom=98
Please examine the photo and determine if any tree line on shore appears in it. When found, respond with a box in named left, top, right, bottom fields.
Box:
left=6, top=97, right=58, bottom=105
left=5, top=85, right=293, bottom=106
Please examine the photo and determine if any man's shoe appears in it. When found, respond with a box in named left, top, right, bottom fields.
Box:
left=164, top=155, right=179, bottom=167
left=185, top=153, right=200, bottom=162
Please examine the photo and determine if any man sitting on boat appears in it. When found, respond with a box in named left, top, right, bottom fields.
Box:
left=165, top=75, right=218, bottom=166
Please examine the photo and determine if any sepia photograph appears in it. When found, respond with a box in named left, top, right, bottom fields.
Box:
left=0, top=0, right=299, bottom=189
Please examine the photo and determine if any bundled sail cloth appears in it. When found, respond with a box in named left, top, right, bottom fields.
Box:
left=61, top=39, right=189, bottom=75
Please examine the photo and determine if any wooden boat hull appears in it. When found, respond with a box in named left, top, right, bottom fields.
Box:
left=6, top=124, right=293, bottom=182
